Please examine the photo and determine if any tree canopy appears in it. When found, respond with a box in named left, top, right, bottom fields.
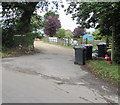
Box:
left=44, top=11, right=59, bottom=20
left=56, top=29, right=73, bottom=39
left=44, top=16, right=61, bottom=37
left=2, top=2, right=38, bottom=48
left=92, top=29, right=102, bottom=40
left=2, top=2, right=38, bottom=33
left=67, top=2, right=120, bottom=35
left=67, top=2, right=120, bottom=63
left=56, top=29, right=66, bottom=39
left=73, top=26, right=85, bottom=38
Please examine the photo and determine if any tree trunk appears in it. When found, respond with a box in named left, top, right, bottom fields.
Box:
left=113, top=26, right=120, bottom=64
left=111, top=25, right=115, bottom=62
left=19, top=2, right=38, bottom=34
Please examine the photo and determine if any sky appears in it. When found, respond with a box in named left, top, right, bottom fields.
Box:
left=0, top=2, right=95, bottom=34
left=37, top=1, right=95, bottom=33
left=57, top=1, right=79, bottom=31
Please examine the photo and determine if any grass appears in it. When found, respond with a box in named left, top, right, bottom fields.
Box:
left=1, top=47, right=35, bottom=58
left=86, top=60, right=119, bottom=86
left=1, top=49, right=17, bottom=58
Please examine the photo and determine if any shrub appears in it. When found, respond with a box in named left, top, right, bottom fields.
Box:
left=14, top=32, right=35, bottom=50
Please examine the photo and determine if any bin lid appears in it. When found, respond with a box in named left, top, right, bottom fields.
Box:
left=73, top=46, right=81, bottom=49
left=85, top=44, right=93, bottom=46
left=73, top=45, right=86, bottom=49
left=97, top=42, right=106, bottom=45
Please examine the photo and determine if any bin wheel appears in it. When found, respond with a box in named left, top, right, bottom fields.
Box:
left=74, top=61, right=78, bottom=64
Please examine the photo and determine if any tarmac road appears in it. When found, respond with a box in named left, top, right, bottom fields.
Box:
left=2, top=41, right=118, bottom=103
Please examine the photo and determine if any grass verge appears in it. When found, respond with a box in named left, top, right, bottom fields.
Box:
left=0, top=50, right=17, bottom=58
left=1, top=48, right=35, bottom=58
left=86, top=60, right=119, bottom=86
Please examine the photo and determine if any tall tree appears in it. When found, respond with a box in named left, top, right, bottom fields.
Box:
left=2, top=2, right=38, bottom=33
left=2, top=2, right=38, bottom=47
left=44, top=16, right=61, bottom=37
left=44, top=11, right=59, bottom=20
left=67, top=2, right=120, bottom=63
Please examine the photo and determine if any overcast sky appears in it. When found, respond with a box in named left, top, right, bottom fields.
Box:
left=0, top=2, right=95, bottom=33
left=37, top=1, right=95, bottom=33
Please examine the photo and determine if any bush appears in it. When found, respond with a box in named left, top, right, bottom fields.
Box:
left=56, top=29, right=73, bottom=39
left=2, top=28, right=15, bottom=48
left=14, top=32, right=35, bottom=50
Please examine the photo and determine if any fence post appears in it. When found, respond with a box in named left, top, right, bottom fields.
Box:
left=77, top=38, right=81, bottom=45
left=68, top=38, right=70, bottom=46
left=85, top=38, right=88, bottom=44
left=81, top=38, right=82, bottom=44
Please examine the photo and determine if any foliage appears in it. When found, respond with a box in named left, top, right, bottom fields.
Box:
left=2, top=2, right=38, bottom=34
left=67, top=2, right=120, bottom=63
left=56, top=29, right=73, bottom=39
left=92, top=29, right=102, bottom=40
left=35, top=32, right=44, bottom=39
left=2, top=2, right=61, bottom=48
left=73, top=26, right=85, bottom=38
left=64, top=30, right=73, bottom=38
left=67, top=2, right=120, bottom=35
left=30, top=14, right=43, bottom=32
left=44, top=11, right=59, bottom=20
left=14, top=32, right=35, bottom=48
left=2, top=2, right=38, bottom=48
left=44, top=16, right=61, bottom=37
left=56, top=29, right=66, bottom=38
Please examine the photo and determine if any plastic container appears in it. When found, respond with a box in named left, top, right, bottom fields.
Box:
left=85, top=44, right=93, bottom=60
left=97, top=42, right=107, bottom=57
left=73, top=45, right=86, bottom=65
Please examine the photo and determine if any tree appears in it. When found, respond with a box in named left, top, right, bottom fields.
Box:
left=92, top=29, right=102, bottom=40
left=67, top=2, right=120, bottom=63
left=2, top=2, right=38, bottom=33
left=56, top=29, right=66, bottom=38
left=2, top=1, right=62, bottom=48
left=56, top=29, right=73, bottom=39
left=2, top=1, right=61, bottom=48
left=30, top=14, right=43, bottom=32
left=65, top=30, right=73, bottom=38
left=44, top=11, right=59, bottom=20
left=2, top=2, right=38, bottom=48
left=44, top=16, right=61, bottom=37
left=73, top=26, right=85, bottom=38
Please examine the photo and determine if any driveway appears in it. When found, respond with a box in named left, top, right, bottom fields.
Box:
left=2, top=41, right=118, bottom=103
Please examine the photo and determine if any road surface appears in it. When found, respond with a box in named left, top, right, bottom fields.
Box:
left=2, top=41, right=118, bottom=103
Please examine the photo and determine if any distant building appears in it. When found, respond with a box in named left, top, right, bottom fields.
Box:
left=83, top=34, right=94, bottom=41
